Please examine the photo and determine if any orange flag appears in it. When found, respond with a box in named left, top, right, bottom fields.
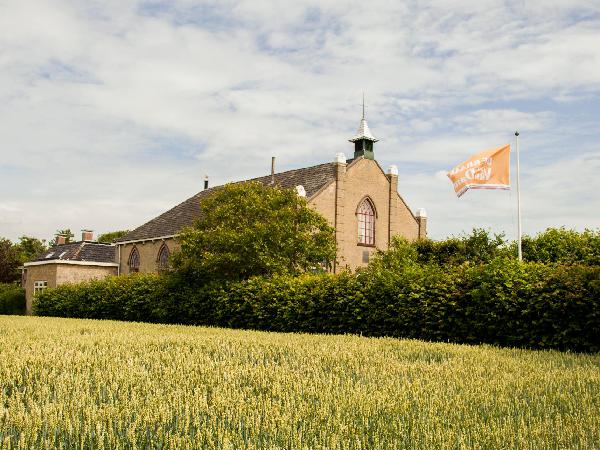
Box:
left=447, top=144, right=511, bottom=197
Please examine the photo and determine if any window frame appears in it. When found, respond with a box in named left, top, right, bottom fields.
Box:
left=128, top=246, right=141, bottom=273
left=33, top=280, right=48, bottom=295
left=356, top=197, right=376, bottom=247
left=156, top=243, right=170, bottom=272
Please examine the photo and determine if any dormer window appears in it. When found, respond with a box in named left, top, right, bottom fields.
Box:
left=357, top=198, right=375, bottom=246
left=128, top=246, right=140, bottom=273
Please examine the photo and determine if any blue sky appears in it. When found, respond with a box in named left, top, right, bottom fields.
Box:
left=1, top=0, right=599, bottom=242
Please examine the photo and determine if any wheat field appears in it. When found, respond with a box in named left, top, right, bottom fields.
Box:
left=0, top=316, right=599, bottom=449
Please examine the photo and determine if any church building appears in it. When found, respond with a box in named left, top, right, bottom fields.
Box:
left=113, top=113, right=427, bottom=274
left=22, top=113, right=427, bottom=313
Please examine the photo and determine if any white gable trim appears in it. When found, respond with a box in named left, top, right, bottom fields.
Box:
left=24, top=260, right=118, bottom=268
left=115, top=234, right=176, bottom=245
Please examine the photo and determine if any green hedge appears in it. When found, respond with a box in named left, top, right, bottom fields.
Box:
left=33, top=260, right=600, bottom=352
left=0, top=283, right=26, bottom=315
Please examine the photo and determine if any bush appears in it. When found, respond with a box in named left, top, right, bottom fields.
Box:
left=0, top=283, right=26, bottom=315
left=519, top=227, right=600, bottom=265
left=34, top=261, right=600, bottom=352
left=33, top=275, right=170, bottom=322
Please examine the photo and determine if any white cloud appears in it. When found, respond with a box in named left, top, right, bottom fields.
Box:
left=0, top=0, right=599, bottom=241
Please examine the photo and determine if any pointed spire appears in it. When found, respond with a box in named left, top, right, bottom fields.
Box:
left=349, top=94, right=378, bottom=143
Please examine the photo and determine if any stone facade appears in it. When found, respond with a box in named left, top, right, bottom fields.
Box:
left=310, top=157, right=419, bottom=270
left=23, top=262, right=117, bottom=313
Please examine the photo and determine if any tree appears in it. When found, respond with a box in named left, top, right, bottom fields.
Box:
left=97, top=230, right=129, bottom=244
left=48, top=229, right=75, bottom=247
left=16, top=236, right=47, bottom=261
left=0, top=238, right=20, bottom=283
left=172, top=182, right=336, bottom=282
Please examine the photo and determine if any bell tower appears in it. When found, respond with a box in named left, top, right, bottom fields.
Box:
left=349, top=95, right=378, bottom=160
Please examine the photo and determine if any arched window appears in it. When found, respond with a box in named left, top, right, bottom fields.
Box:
left=128, top=246, right=140, bottom=273
left=157, top=243, right=170, bottom=272
left=357, top=198, right=375, bottom=246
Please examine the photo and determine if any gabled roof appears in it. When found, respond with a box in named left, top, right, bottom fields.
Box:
left=116, top=162, right=338, bottom=243
left=33, top=242, right=115, bottom=264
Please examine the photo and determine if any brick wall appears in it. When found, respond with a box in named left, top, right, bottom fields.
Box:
left=314, top=158, right=420, bottom=271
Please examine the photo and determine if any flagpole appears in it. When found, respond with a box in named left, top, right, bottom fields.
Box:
left=515, top=131, right=522, bottom=262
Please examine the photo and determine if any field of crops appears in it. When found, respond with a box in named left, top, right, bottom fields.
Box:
left=1, top=316, right=599, bottom=449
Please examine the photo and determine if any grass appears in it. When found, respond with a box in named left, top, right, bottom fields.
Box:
left=1, top=316, right=599, bottom=449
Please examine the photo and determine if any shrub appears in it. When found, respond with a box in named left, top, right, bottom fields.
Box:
left=33, top=274, right=170, bottom=322
left=0, top=283, right=26, bottom=315
left=519, top=227, right=600, bottom=265
left=33, top=261, right=600, bottom=352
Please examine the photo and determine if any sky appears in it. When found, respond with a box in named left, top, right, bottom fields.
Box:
left=1, top=0, right=599, bottom=243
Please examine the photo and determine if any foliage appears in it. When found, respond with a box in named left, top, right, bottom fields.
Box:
left=48, top=229, right=75, bottom=247
left=15, top=236, right=47, bottom=261
left=1, top=316, right=599, bottom=448
left=376, top=228, right=600, bottom=267
left=374, top=228, right=509, bottom=269
left=0, top=238, right=21, bottom=283
left=171, top=182, right=336, bottom=282
left=34, top=260, right=600, bottom=352
left=519, top=227, right=600, bottom=265
left=0, top=236, right=47, bottom=283
left=97, top=230, right=130, bottom=244
left=33, top=274, right=169, bottom=322
left=0, top=283, right=25, bottom=315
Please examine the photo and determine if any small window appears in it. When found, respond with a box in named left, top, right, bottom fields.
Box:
left=157, top=243, right=170, bottom=272
left=128, top=247, right=140, bottom=273
left=45, top=252, right=54, bottom=259
left=34, top=281, right=48, bottom=294
left=357, top=198, right=375, bottom=246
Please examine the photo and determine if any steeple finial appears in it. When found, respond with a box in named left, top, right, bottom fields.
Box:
left=362, top=92, right=365, bottom=119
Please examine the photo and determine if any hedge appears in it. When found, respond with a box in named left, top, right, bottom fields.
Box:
left=33, top=260, right=600, bottom=352
left=0, top=283, right=26, bottom=315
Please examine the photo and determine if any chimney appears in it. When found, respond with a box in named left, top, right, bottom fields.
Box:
left=271, top=156, right=276, bottom=184
left=204, top=175, right=209, bottom=190
left=56, top=235, right=67, bottom=246
left=81, top=230, right=93, bottom=242
left=415, top=208, right=427, bottom=240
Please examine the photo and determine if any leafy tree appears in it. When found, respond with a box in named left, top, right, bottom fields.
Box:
left=16, top=236, right=47, bottom=261
left=97, top=230, right=129, bottom=244
left=48, top=229, right=75, bottom=247
left=172, top=182, right=336, bottom=282
left=0, top=238, right=21, bottom=283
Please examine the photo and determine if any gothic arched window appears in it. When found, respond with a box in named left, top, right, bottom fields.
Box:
left=357, top=198, right=375, bottom=246
left=157, top=243, right=170, bottom=272
left=128, top=246, right=140, bottom=273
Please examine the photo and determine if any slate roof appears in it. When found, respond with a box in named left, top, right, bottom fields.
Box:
left=33, top=242, right=116, bottom=264
left=116, top=162, right=339, bottom=243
